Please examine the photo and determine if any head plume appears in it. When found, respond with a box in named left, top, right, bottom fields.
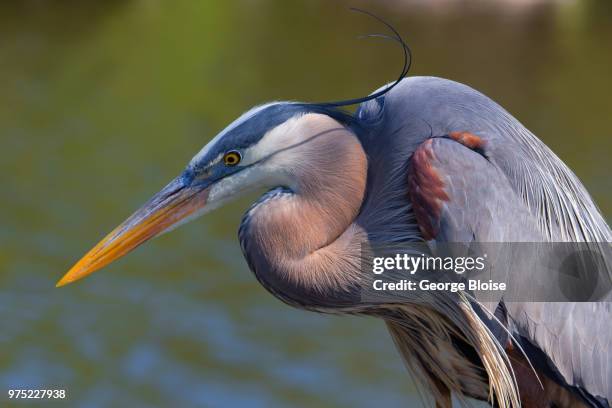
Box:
left=310, top=8, right=412, bottom=109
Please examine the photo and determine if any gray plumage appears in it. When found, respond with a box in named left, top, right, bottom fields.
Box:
left=355, top=77, right=610, bottom=405
left=355, top=77, right=611, bottom=406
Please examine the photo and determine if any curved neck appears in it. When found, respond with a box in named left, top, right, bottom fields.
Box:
left=239, top=119, right=368, bottom=308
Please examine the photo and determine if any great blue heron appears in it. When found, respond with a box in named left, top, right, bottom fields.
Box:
left=57, top=15, right=610, bottom=408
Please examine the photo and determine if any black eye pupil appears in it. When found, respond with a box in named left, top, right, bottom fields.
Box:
left=225, top=151, right=240, bottom=165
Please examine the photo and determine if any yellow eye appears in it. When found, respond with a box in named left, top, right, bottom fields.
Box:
left=223, top=150, right=241, bottom=166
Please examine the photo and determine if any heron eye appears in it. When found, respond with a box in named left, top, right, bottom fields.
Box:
left=223, top=150, right=242, bottom=166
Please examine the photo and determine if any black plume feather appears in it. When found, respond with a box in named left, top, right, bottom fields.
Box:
left=311, top=8, right=412, bottom=108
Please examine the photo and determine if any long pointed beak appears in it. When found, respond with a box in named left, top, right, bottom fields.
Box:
left=57, top=175, right=209, bottom=287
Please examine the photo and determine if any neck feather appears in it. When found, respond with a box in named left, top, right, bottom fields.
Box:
left=239, top=115, right=368, bottom=308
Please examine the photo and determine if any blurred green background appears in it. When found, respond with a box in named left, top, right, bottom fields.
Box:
left=1, top=0, right=610, bottom=407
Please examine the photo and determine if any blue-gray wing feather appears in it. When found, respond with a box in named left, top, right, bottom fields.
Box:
left=362, top=76, right=611, bottom=404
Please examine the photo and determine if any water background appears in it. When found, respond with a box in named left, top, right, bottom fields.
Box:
left=1, top=1, right=611, bottom=407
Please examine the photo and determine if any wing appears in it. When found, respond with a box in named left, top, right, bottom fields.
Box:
left=408, top=135, right=612, bottom=405
left=506, top=301, right=611, bottom=407
left=356, top=76, right=611, bottom=404
left=407, top=135, right=543, bottom=243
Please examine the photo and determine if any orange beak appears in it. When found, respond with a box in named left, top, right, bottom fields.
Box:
left=57, top=176, right=210, bottom=287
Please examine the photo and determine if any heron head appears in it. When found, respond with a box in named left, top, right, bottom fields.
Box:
left=57, top=102, right=354, bottom=287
